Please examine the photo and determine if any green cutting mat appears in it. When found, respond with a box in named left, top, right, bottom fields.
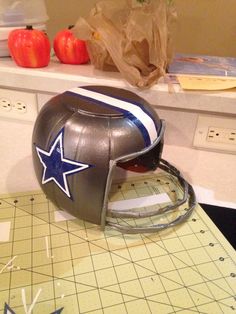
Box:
left=0, top=172, right=235, bottom=314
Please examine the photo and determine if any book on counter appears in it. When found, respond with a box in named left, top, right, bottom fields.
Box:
left=168, top=53, right=236, bottom=78
left=167, top=53, right=236, bottom=90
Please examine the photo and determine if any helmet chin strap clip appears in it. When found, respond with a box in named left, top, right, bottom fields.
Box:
left=105, top=158, right=196, bottom=234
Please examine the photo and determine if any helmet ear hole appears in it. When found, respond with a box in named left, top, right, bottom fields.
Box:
left=117, top=158, right=150, bottom=173
left=117, top=140, right=164, bottom=173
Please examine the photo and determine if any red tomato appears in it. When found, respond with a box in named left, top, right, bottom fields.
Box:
left=8, top=25, right=50, bottom=68
left=53, top=27, right=90, bottom=65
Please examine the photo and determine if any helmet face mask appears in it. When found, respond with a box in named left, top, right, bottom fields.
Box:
left=32, top=86, right=196, bottom=233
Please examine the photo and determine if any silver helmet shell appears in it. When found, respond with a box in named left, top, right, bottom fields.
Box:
left=32, top=86, right=195, bottom=233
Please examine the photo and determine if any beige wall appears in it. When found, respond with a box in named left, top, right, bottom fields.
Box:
left=45, top=0, right=98, bottom=40
left=45, top=0, right=236, bottom=57
left=174, top=0, right=236, bottom=57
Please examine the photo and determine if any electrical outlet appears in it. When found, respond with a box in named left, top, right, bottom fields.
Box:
left=0, top=98, right=12, bottom=112
left=193, top=115, right=236, bottom=154
left=0, top=88, right=38, bottom=122
left=207, top=127, right=236, bottom=145
left=12, top=101, right=27, bottom=114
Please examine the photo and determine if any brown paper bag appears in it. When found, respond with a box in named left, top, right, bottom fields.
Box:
left=73, top=0, right=176, bottom=89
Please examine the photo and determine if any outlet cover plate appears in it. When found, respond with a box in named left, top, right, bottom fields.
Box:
left=0, top=88, right=38, bottom=122
left=193, top=115, right=236, bottom=154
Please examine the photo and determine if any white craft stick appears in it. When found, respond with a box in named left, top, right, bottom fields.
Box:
left=108, top=193, right=171, bottom=211
left=0, top=256, right=17, bottom=274
left=21, top=288, right=42, bottom=314
left=27, top=288, right=42, bottom=314
left=0, top=222, right=11, bottom=242
left=7, top=265, right=14, bottom=270
left=21, top=289, right=27, bottom=314
left=54, top=210, right=76, bottom=222
left=45, top=236, right=50, bottom=258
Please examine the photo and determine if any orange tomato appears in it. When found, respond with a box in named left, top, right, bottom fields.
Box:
left=53, top=27, right=90, bottom=65
left=8, top=25, right=51, bottom=68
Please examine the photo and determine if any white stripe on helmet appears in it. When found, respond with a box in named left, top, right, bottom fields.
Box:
left=68, top=87, right=158, bottom=144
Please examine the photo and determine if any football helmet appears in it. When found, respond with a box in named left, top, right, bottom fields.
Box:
left=32, top=86, right=196, bottom=233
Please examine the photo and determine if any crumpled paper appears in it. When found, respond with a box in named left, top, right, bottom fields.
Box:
left=73, top=0, right=176, bottom=89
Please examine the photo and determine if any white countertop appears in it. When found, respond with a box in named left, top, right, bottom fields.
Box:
left=0, top=57, right=236, bottom=115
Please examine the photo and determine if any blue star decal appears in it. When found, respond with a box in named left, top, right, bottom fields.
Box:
left=51, top=308, right=64, bottom=314
left=4, top=303, right=16, bottom=314
left=3, top=303, right=64, bottom=314
left=35, top=129, right=91, bottom=198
